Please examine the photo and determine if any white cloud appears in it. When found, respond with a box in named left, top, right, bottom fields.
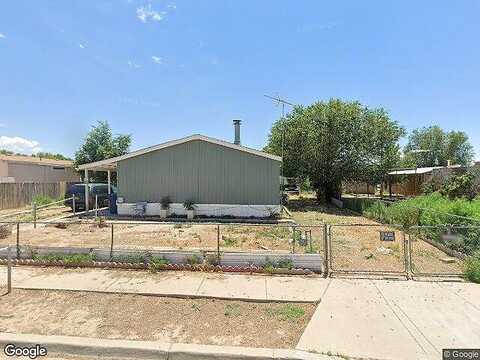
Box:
left=151, top=56, right=163, bottom=64
left=127, top=60, right=141, bottom=69
left=167, top=3, right=176, bottom=9
left=136, top=4, right=166, bottom=22
left=0, top=33, right=6, bottom=39
left=0, top=136, right=42, bottom=154
left=79, top=43, right=85, bottom=49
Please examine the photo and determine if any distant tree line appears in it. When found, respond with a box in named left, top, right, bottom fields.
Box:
left=0, top=149, right=72, bottom=161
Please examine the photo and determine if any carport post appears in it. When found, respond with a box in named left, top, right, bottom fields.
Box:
left=72, top=195, right=76, bottom=215
left=84, top=169, right=89, bottom=213
left=107, top=170, right=111, bottom=194
left=95, top=195, right=98, bottom=218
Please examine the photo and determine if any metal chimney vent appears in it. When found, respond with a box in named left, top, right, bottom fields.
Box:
left=233, top=119, right=241, bottom=145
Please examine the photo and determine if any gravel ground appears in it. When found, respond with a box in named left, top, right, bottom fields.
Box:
left=0, top=289, right=315, bottom=349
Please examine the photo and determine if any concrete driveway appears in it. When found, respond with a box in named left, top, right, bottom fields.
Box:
left=297, top=278, right=480, bottom=360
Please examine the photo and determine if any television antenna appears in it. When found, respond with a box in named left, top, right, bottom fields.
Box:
left=264, top=94, right=297, bottom=213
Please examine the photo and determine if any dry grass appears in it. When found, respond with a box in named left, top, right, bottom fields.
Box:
left=0, top=289, right=315, bottom=349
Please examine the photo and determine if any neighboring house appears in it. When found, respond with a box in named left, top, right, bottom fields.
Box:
left=78, top=123, right=282, bottom=217
left=0, top=154, right=80, bottom=183
left=386, top=165, right=464, bottom=196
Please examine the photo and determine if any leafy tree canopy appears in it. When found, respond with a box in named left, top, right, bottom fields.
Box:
left=264, top=99, right=405, bottom=202
left=403, top=126, right=474, bottom=167
left=74, top=121, right=131, bottom=182
left=0, top=149, right=71, bottom=160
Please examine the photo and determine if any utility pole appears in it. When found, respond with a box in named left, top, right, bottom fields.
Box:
left=264, top=94, right=296, bottom=214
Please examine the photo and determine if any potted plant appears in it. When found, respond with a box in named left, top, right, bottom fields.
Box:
left=160, top=196, right=171, bottom=218
left=183, top=199, right=196, bottom=220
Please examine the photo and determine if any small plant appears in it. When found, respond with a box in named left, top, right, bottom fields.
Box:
left=32, top=194, right=60, bottom=206
left=266, top=304, right=305, bottom=321
left=277, top=259, right=294, bottom=270
left=33, top=253, right=96, bottom=266
left=183, top=199, right=196, bottom=211
left=148, top=256, right=170, bottom=272
left=205, top=253, right=220, bottom=266
left=160, top=196, right=171, bottom=210
left=96, top=216, right=108, bottom=228
left=186, top=254, right=201, bottom=265
left=224, top=304, right=241, bottom=317
left=464, top=251, right=480, bottom=283
left=222, top=236, right=237, bottom=247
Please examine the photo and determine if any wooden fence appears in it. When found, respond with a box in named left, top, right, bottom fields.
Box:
left=0, top=182, right=70, bottom=210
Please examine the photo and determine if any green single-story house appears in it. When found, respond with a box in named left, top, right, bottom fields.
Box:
left=78, top=124, right=282, bottom=217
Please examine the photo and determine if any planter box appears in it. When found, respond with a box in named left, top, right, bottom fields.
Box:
left=160, top=209, right=169, bottom=219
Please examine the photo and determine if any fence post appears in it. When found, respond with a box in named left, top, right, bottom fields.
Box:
left=110, top=223, right=114, bottom=259
left=309, top=229, right=313, bottom=253
left=32, top=202, right=37, bottom=229
left=217, top=224, right=220, bottom=262
left=16, top=223, right=20, bottom=260
left=95, top=195, right=98, bottom=218
left=323, top=224, right=329, bottom=278
left=292, top=226, right=296, bottom=254
left=407, top=232, right=413, bottom=279
left=72, top=196, right=76, bottom=216
left=7, top=246, right=12, bottom=294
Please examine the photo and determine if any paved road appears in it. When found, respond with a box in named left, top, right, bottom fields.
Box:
left=1, top=266, right=479, bottom=360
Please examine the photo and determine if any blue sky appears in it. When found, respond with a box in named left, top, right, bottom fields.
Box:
left=1, top=0, right=479, bottom=158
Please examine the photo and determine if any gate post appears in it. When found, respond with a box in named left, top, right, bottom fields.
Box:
left=405, top=231, right=412, bottom=280
left=323, top=224, right=329, bottom=278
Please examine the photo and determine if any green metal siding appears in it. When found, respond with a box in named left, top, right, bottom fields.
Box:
left=117, top=140, right=280, bottom=205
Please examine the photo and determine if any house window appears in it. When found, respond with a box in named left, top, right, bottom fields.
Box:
left=52, top=166, right=65, bottom=170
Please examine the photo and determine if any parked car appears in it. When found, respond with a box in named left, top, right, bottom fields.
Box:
left=64, top=183, right=117, bottom=211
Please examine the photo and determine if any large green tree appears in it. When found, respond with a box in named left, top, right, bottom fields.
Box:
left=264, top=99, right=404, bottom=202
left=403, top=126, right=474, bottom=167
left=75, top=121, right=131, bottom=182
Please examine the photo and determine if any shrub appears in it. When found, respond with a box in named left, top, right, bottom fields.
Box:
left=32, top=195, right=59, bottom=206
left=186, top=254, right=201, bottom=265
left=183, top=199, right=196, bottom=211
left=464, top=251, right=480, bottom=283
left=148, top=256, right=169, bottom=272
left=33, top=253, right=96, bottom=265
left=440, top=172, right=477, bottom=200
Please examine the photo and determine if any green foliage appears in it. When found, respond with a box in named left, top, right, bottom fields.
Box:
left=160, top=196, right=172, bottom=209
left=222, top=236, right=237, bottom=246
left=224, top=304, right=242, bottom=317
left=183, top=199, right=196, bottom=211
left=265, top=99, right=404, bottom=202
left=464, top=251, right=480, bottom=283
left=32, top=194, right=62, bottom=206
left=148, top=256, right=170, bottom=272
left=0, top=149, right=71, bottom=160
left=440, top=172, right=478, bottom=200
left=403, top=126, right=474, bottom=167
left=263, top=257, right=294, bottom=271
left=345, top=193, right=480, bottom=255
left=33, top=253, right=96, bottom=265
left=186, top=254, right=201, bottom=265
left=300, top=178, right=312, bottom=192
left=74, top=121, right=131, bottom=182
left=266, top=304, right=305, bottom=321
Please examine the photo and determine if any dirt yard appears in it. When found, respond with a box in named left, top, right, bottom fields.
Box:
left=0, top=221, right=320, bottom=254
left=288, top=194, right=463, bottom=274
left=0, top=289, right=315, bottom=349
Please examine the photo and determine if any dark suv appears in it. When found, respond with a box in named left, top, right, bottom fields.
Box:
left=65, top=183, right=117, bottom=211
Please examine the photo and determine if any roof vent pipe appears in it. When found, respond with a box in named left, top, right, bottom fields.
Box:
left=233, top=119, right=241, bottom=145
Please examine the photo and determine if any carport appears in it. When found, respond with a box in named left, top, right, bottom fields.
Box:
left=77, top=159, right=118, bottom=212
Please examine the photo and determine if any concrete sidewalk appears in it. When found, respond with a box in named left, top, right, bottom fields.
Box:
left=0, top=266, right=327, bottom=302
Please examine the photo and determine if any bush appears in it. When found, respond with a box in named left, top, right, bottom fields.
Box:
left=32, top=195, right=60, bottom=206
left=464, top=251, right=480, bottom=283
left=440, top=173, right=477, bottom=200
left=183, top=199, right=196, bottom=211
